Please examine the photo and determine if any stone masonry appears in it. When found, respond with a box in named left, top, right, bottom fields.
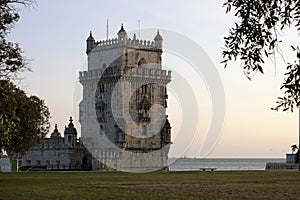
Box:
left=19, top=117, right=93, bottom=171
left=79, top=25, right=172, bottom=171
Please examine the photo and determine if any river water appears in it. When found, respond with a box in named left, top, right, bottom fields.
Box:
left=168, top=158, right=285, bottom=171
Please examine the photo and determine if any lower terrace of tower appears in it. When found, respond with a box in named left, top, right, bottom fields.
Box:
left=79, top=67, right=171, bottom=82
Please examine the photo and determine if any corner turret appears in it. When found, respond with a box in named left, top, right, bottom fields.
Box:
left=64, top=117, right=77, bottom=147
left=86, top=31, right=95, bottom=54
left=154, top=29, right=163, bottom=49
left=50, top=124, right=61, bottom=139
left=117, top=24, right=127, bottom=44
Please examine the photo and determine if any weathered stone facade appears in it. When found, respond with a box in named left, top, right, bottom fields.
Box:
left=19, top=117, right=93, bottom=171
left=79, top=25, right=172, bottom=171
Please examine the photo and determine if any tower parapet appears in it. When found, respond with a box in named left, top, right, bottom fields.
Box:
left=79, top=68, right=171, bottom=82
left=94, top=38, right=156, bottom=49
left=86, top=25, right=161, bottom=54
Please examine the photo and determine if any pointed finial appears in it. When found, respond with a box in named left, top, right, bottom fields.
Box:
left=69, top=117, right=73, bottom=123
left=154, top=29, right=163, bottom=41
left=119, top=24, right=125, bottom=32
left=55, top=124, right=58, bottom=129
left=133, top=33, right=136, bottom=40
left=87, top=31, right=94, bottom=41
left=118, top=24, right=127, bottom=36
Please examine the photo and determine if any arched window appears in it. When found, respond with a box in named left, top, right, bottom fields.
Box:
left=138, top=58, right=147, bottom=66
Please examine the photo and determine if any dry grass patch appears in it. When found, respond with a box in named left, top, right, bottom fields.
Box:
left=0, top=171, right=299, bottom=199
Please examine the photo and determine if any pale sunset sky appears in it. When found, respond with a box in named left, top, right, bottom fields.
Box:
left=8, top=0, right=300, bottom=158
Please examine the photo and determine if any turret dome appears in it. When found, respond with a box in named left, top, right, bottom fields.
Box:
left=87, top=31, right=95, bottom=41
left=118, top=24, right=127, bottom=35
left=50, top=124, right=61, bottom=138
left=117, top=24, right=128, bottom=44
left=86, top=31, right=96, bottom=54
left=64, top=117, right=77, bottom=135
left=154, top=30, right=163, bottom=49
left=154, top=30, right=163, bottom=41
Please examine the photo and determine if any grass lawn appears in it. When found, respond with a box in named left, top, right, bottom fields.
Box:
left=0, top=170, right=300, bottom=199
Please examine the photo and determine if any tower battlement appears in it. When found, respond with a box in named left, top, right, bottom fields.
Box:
left=93, top=37, right=156, bottom=50
left=86, top=25, right=163, bottom=54
left=79, top=68, right=171, bottom=82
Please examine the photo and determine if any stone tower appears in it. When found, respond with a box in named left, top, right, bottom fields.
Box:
left=79, top=25, right=171, bottom=171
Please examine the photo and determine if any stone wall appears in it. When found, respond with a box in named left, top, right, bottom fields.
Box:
left=0, top=158, right=11, bottom=172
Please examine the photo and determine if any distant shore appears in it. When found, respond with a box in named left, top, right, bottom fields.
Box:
left=168, top=157, right=285, bottom=171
